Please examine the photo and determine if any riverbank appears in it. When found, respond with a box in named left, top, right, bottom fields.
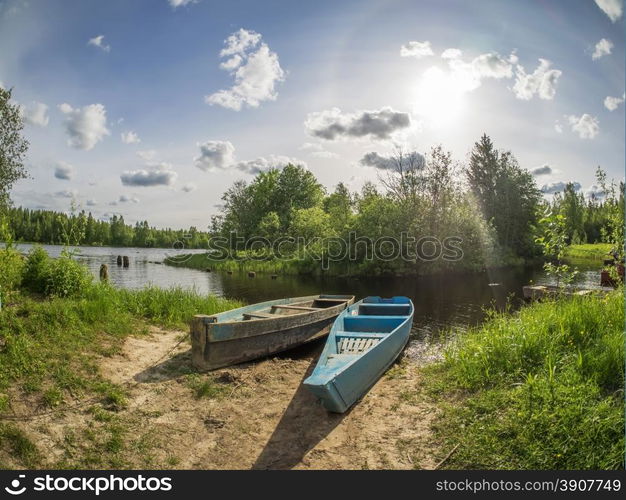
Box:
left=564, top=243, right=613, bottom=261
left=422, top=289, right=624, bottom=469
left=1, top=278, right=622, bottom=468
left=0, top=285, right=439, bottom=469
left=163, top=251, right=533, bottom=277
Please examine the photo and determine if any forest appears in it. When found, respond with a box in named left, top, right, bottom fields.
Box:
left=204, top=135, right=623, bottom=274
left=5, top=134, right=622, bottom=275
left=5, top=208, right=211, bottom=249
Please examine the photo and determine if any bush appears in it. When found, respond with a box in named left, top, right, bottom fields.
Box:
left=44, top=251, right=92, bottom=298
left=21, top=245, right=50, bottom=294
left=0, top=246, right=24, bottom=301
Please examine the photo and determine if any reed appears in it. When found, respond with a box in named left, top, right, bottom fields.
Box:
left=424, top=290, right=625, bottom=469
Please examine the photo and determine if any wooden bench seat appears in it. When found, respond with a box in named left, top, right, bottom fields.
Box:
left=243, top=311, right=275, bottom=320
left=271, top=304, right=321, bottom=312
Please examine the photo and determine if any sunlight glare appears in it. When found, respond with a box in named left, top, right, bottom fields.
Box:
left=413, top=66, right=470, bottom=128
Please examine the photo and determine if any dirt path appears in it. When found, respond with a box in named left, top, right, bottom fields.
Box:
left=26, top=328, right=440, bottom=469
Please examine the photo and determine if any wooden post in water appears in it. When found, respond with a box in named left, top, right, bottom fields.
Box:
left=271, top=274, right=278, bottom=280
left=99, top=264, right=109, bottom=282
left=116, top=255, right=122, bottom=266
left=123, top=256, right=130, bottom=268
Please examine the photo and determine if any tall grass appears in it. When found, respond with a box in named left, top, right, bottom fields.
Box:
left=0, top=285, right=241, bottom=425
left=564, top=243, right=613, bottom=261
left=424, top=291, right=624, bottom=469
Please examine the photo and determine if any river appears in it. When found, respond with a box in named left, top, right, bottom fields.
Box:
left=15, top=243, right=604, bottom=337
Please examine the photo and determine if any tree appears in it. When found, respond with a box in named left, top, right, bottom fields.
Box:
left=466, top=134, right=499, bottom=222
left=0, top=87, right=29, bottom=212
left=378, top=147, right=425, bottom=206
left=323, top=182, right=353, bottom=234
left=467, top=135, right=541, bottom=256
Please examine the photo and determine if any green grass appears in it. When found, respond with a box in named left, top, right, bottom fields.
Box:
left=0, top=283, right=241, bottom=468
left=564, top=243, right=613, bottom=261
left=422, top=290, right=624, bottom=469
left=165, top=252, right=308, bottom=275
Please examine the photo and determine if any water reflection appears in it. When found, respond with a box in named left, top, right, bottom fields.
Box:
left=15, top=243, right=603, bottom=336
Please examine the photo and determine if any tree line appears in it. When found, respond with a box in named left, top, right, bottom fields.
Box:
left=5, top=207, right=210, bottom=248
left=209, top=134, right=622, bottom=274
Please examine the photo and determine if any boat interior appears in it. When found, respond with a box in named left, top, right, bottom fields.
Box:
left=240, top=295, right=352, bottom=321
left=331, top=298, right=412, bottom=357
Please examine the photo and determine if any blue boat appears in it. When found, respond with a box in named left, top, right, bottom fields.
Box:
left=303, top=296, right=414, bottom=413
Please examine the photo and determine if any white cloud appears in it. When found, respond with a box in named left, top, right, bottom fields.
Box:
left=360, top=151, right=425, bottom=170
left=299, top=142, right=338, bottom=158
left=541, top=181, right=581, bottom=194
left=441, top=48, right=462, bottom=59
left=120, top=163, right=178, bottom=187
left=235, top=155, right=306, bottom=175
left=88, top=35, right=110, bottom=52
left=400, top=41, right=433, bottom=59
left=471, top=52, right=515, bottom=79
left=58, top=103, right=110, bottom=150
left=554, top=121, right=563, bottom=133
left=181, top=182, right=197, bottom=192
left=121, top=131, right=141, bottom=144
left=594, top=0, right=623, bottom=22
left=205, top=29, right=285, bottom=111
left=592, top=38, right=613, bottom=60
left=168, top=0, right=197, bottom=7
left=55, top=189, right=78, bottom=199
left=567, top=114, right=600, bottom=139
left=604, top=93, right=625, bottom=110
left=118, top=194, right=140, bottom=203
left=137, top=150, right=157, bottom=161
left=20, top=101, right=49, bottom=127
left=585, top=184, right=606, bottom=201
left=54, top=161, right=74, bottom=180
left=194, top=140, right=236, bottom=171
left=311, top=151, right=339, bottom=159
left=299, top=142, right=323, bottom=151
left=530, top=164, right=552, bottom=176
left=220, top=28, right=262, bottom=57
left=305, top=107, right=411, bottom=141
left=512, top=59, right=561, bottom=100
left=441, top=51, right=516, bottom=94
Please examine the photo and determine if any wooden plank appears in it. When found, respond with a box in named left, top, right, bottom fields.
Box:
left=272, top=305, right=321, bottom=311
left=243, top=312, right=275, bottom=320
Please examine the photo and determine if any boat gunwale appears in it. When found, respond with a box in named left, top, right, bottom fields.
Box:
left=210, top=294, right=355, bottom=324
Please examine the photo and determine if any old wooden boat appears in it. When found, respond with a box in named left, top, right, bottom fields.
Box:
left=190, top=294, right=355, bottom=370
left=303, top=296, right=414, bottom=413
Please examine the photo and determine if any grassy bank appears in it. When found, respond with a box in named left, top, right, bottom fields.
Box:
left=422, top=290, right=624, bottom=469
left=564, top=243, right=613, bottom=261
left=164, top=251, right=526, bottom=277
left=166, top=253, right=302, bottom=275
left=0, top=285, right=241, bottom=468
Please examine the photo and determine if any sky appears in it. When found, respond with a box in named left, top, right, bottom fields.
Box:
left=1, top=0, right=624, bottom=229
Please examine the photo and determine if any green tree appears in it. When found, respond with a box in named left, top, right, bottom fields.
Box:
left=0, top=87, right=29, bottom=212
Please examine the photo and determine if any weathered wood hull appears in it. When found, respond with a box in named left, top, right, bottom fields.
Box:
left=304, top=296, right=414, bottom=413
left=190, top=295, right=354, bottom=371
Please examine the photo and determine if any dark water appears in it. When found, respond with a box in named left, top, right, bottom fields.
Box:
left=16, top=243, right=604, bottom=337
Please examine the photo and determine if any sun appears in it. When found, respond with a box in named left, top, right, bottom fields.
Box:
left=413, top=66, right=469, bottom=128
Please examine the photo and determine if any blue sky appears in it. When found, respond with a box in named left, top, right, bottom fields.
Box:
left=1, top=0, right=624, bottom=228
